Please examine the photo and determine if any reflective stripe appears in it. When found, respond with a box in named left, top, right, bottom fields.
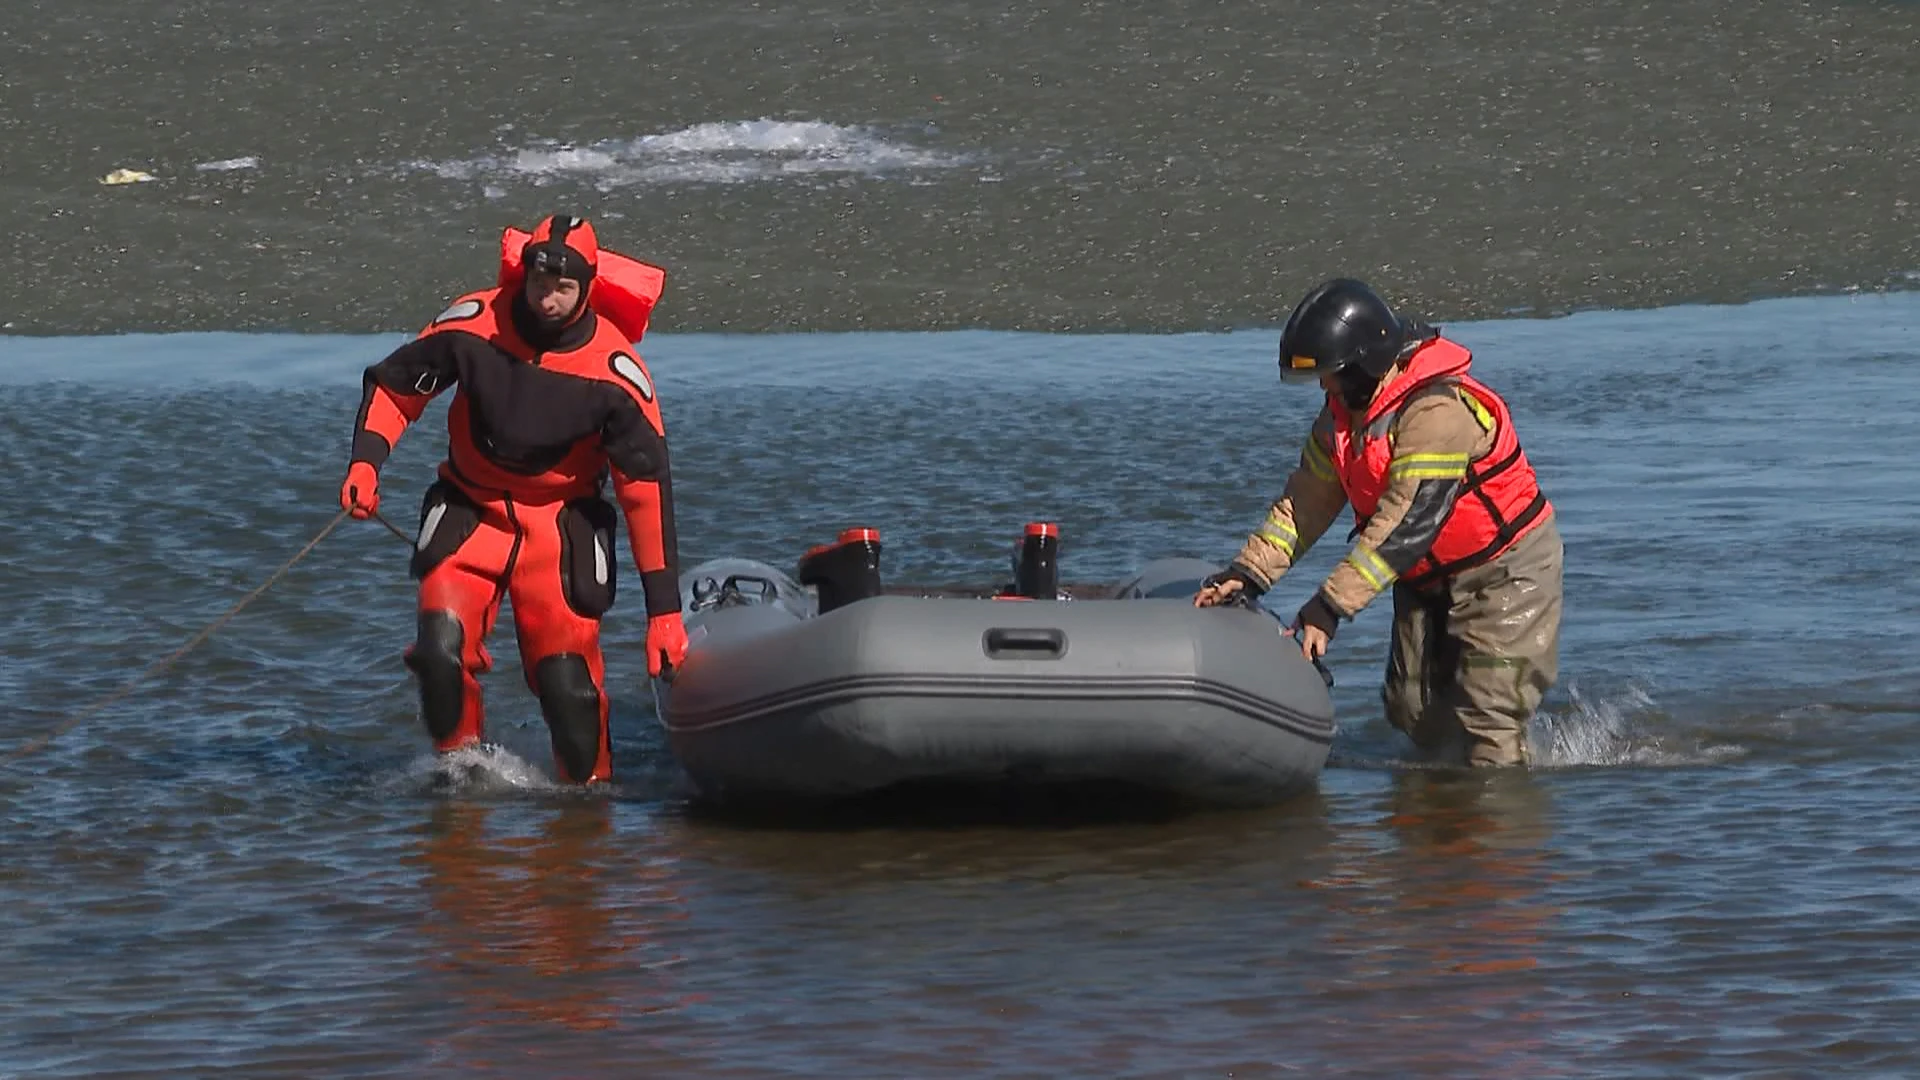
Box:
left=1304, top=437, right=1338, bottom=483
left=1256, top=512, right=1298, bottom=557
left=416, top=503, right=447, bottom=552
left=1464, top=654, right=1531, bottom=698
left=1344, top=545, right=1396, bottom=591
left=1389, top=451, right=1470, bottom=482
left=1458, top=388, right=1496, bottom=430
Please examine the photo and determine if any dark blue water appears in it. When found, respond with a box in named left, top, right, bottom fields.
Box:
left=3, top=291, right=1919, bottom=1075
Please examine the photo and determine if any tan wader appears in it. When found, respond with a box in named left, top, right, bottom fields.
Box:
left=1382, top=515, right=1564, bottom=767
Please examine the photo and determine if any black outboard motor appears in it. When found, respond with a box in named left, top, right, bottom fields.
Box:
left=797, top=527, right=884, bottom=615
left=1009, top=522, right=1060, bottom=600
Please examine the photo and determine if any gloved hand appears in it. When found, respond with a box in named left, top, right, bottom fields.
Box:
left=647, top=612, right=690, bottom=679
left=1193, top=563, right=1268, bottom=608
left=1290, top=592, right=1344, bottom=661
left=340, top=461, right=380, bottom=519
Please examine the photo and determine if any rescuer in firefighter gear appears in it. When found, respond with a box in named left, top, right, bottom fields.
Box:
left=338, top=213, right=689, bottom=784
left=1194, top=278, right=1564, bottom=767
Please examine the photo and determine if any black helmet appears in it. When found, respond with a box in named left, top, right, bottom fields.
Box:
left=1276, top=278, right=1409, bottom=387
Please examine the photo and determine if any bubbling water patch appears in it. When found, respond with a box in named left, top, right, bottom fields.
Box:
left=412, top=119, right=970, bottom=191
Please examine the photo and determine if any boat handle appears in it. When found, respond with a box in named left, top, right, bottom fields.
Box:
left=983, top=627, right=1067, bottom=660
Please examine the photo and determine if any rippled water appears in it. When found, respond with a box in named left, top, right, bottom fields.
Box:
left=3, top=292, right=1919, bottom=1075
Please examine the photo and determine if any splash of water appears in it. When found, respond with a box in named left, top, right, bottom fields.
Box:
left=1331, top=681, right=1749, bottom=770
left=413, top=119, right=968, bottom=190
left=368, top=741, right=566, bottom=797
left=362, top=736, right=691, bottom=803
left=1527, top=682, right=1746, bottom=768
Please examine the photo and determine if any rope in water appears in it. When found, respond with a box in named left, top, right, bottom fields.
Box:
left=0, top=506, right=410, bottom=766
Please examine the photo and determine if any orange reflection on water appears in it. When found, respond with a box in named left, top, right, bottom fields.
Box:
left=1301, top=770, right=1571, bottom=1074
left=416, top=798, right=696, bottom=1040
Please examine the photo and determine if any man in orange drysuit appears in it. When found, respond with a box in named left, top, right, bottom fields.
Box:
left=338, top=213, right=689, bottom=784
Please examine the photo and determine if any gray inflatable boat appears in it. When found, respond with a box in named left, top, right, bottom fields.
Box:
left=650, top=525, right=1335, bottom=808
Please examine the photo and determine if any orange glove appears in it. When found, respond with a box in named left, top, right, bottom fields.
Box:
left=340, top=461, right=380, bottom=520
left=647, top=612, right=689, bottom=679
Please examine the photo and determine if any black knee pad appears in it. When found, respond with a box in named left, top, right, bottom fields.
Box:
left=405, top=611, right=466, bottom=742
left=534, top=654, right=603, bottom=782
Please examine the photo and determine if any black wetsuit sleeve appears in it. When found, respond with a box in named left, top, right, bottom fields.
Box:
left=604, top=393, right=681, bottom=617
left=350, top=335, right=460, bottom=467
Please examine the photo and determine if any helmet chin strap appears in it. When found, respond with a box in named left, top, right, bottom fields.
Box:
left=1337, top=320, right=1429, bottom=409
left=1337, top=368, right=1379, bottom=411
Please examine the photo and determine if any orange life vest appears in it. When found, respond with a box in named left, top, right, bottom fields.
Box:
left=1329, top=337, right=1550, bottom=587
